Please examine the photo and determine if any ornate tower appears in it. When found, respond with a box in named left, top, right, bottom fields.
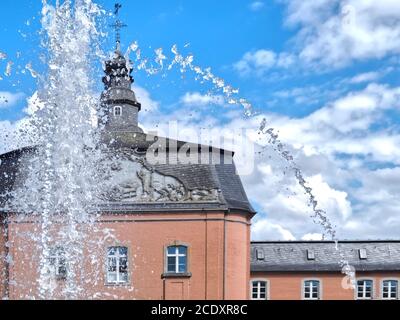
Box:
left=100, top=5, right=142, bottom=133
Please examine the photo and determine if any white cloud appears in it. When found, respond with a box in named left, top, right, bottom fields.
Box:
left=133, top=85, right=160, bottom=113
left=0, top=91, right=25, bottom=109
left=180, top=92, right=225, bottom=106
left=234, top=49, right=295, bottom=76
left=252, top=219, right=296, bottom=240
left=349, top=71, right=382, bottom=84
left=302, top=233, right=324, bottom=241
left=249, top=1, right=265, bottom=11
left=282, top=0, right=400, bottom=68
left=239, top=1, right=400, bottom=72
left=137, top=81, right=400, bottom=240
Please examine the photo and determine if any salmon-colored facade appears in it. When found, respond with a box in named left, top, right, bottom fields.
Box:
left=250, top=272, right=400, bottom=300
left=1, top=211, right=252, bottom=300
left=250, top=241, right=400, bottom=300
left=0, top=216, right=7, bottom=298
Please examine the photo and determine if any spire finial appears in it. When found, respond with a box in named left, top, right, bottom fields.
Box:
left=110, top=3, right=127, bottom=53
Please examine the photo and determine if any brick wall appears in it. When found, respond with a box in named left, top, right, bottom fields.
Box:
left=6, top=211, right=251, bottom=300
left=250, top=271, right=400, bottom=300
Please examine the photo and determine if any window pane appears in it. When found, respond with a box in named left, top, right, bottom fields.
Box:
left=178, top=264, right=186, bottom=273
left=108, top=273, right=117, bottom=283
left=108, top=257, right=116, bottom=272
left=167, top=246, right=176, bottom=255
left=119, top=247, right=128, bottom=256
left=58, top=266, right=67, bottom=276
left=178, top=246, right=187, bottom=255
left=178, top=256, right=187, bottom=272
left=108, top=247, right=116, bottom=256
left=119, top=258, right=128, bottom=272
left=167, top=257, right=176, bottom=272
left=120, top=271, right=128, bottom=283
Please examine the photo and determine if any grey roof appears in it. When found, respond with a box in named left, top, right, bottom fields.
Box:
left=0, top=132, right=255, bottom=215
left=251, top=241, right=400, bottom=272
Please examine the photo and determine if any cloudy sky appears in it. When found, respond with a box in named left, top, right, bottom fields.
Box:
left=1, top=0, right=400, bottom=241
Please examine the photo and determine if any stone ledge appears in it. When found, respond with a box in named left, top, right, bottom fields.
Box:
left=161, top=272, right=192, bottom=279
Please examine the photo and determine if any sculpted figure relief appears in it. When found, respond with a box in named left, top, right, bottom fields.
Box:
left=98, top=149, right=219, bottom=203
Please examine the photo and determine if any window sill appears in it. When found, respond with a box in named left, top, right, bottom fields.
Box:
left=162, top=272, right=192, bottom=279
left=104, top=282, right=131, bottom=287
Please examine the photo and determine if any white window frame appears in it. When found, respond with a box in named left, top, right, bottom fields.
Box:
left=114, top=106, right=122, bottom=116
left=166, top=245, right=187, bottom=274
left=381, top=279, right=399, bottom=300
left=48, top=246, right=67, bottom=279
left=250, top=279, right=269, bottom=300
left=106, top=246, right=129, bottom=285
left=356, top=279, right=374, bottom=300
left=302, top=279, right=321, bottom=300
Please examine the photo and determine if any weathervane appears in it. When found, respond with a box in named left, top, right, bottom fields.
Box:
left=110, top=3, right=127, bottom=52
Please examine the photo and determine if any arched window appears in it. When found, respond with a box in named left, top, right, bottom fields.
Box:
left=251, top=280, right=268, bottom=300
left=114, top=106, right=122, bottom=116
left=107, top=246, right=128, bottom=284
left=166, top=245, right=187, bottom=274
left=49, top=246, right=67, bottom=279
left=382, top=280, right=398, bottom=300
left=356, top=279, right=373, bottom=300
left=303, top=280, right=321, bottom=300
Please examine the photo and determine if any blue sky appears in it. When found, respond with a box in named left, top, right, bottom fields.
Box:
left=1, top=0, right=400, bottom=240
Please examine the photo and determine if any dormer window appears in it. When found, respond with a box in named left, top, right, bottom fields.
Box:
left=114, top=106, right=122, bottom=116
left=256, top=248, right=264, bottom=260
left=307, top=249, right=315, bottom=260
left=359, top=249, right=367, bottom=260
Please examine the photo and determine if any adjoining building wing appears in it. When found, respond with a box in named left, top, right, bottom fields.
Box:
left=251, top=241, right=400, bottom=272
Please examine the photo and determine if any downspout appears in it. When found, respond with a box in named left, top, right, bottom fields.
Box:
left=223, top=210, right=228, bottom=300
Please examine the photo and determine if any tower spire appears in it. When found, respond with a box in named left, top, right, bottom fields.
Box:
left=100, top=3, right=142, bottom=134
left=110, top=3, right=127, bottom=53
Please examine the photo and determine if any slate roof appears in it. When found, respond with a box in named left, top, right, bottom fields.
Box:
left=251, top=241, right=400, bottom=272
left=0, top=131, right=255, bottom=215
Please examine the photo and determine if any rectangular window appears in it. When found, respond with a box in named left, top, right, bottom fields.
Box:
left=107, top=246, right=128, bottom=284
left=251, top=281, right=267, bottom=300
left=304, top=280, right=320, bottom=300
left=166, top=246, right=187, bottom=274
left=49, top=246, right=67, bottom=279
left=114, top=106, right=122, bottom=116
left=382, top=280, right=398, bottom=300
left=357, top=280, right=373, bottom=299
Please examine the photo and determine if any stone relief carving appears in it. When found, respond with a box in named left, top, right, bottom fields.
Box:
left=98, top=149, right=219, bottom=203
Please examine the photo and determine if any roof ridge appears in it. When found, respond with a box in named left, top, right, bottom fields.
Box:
left=251, top=240, right=400, bottom=244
